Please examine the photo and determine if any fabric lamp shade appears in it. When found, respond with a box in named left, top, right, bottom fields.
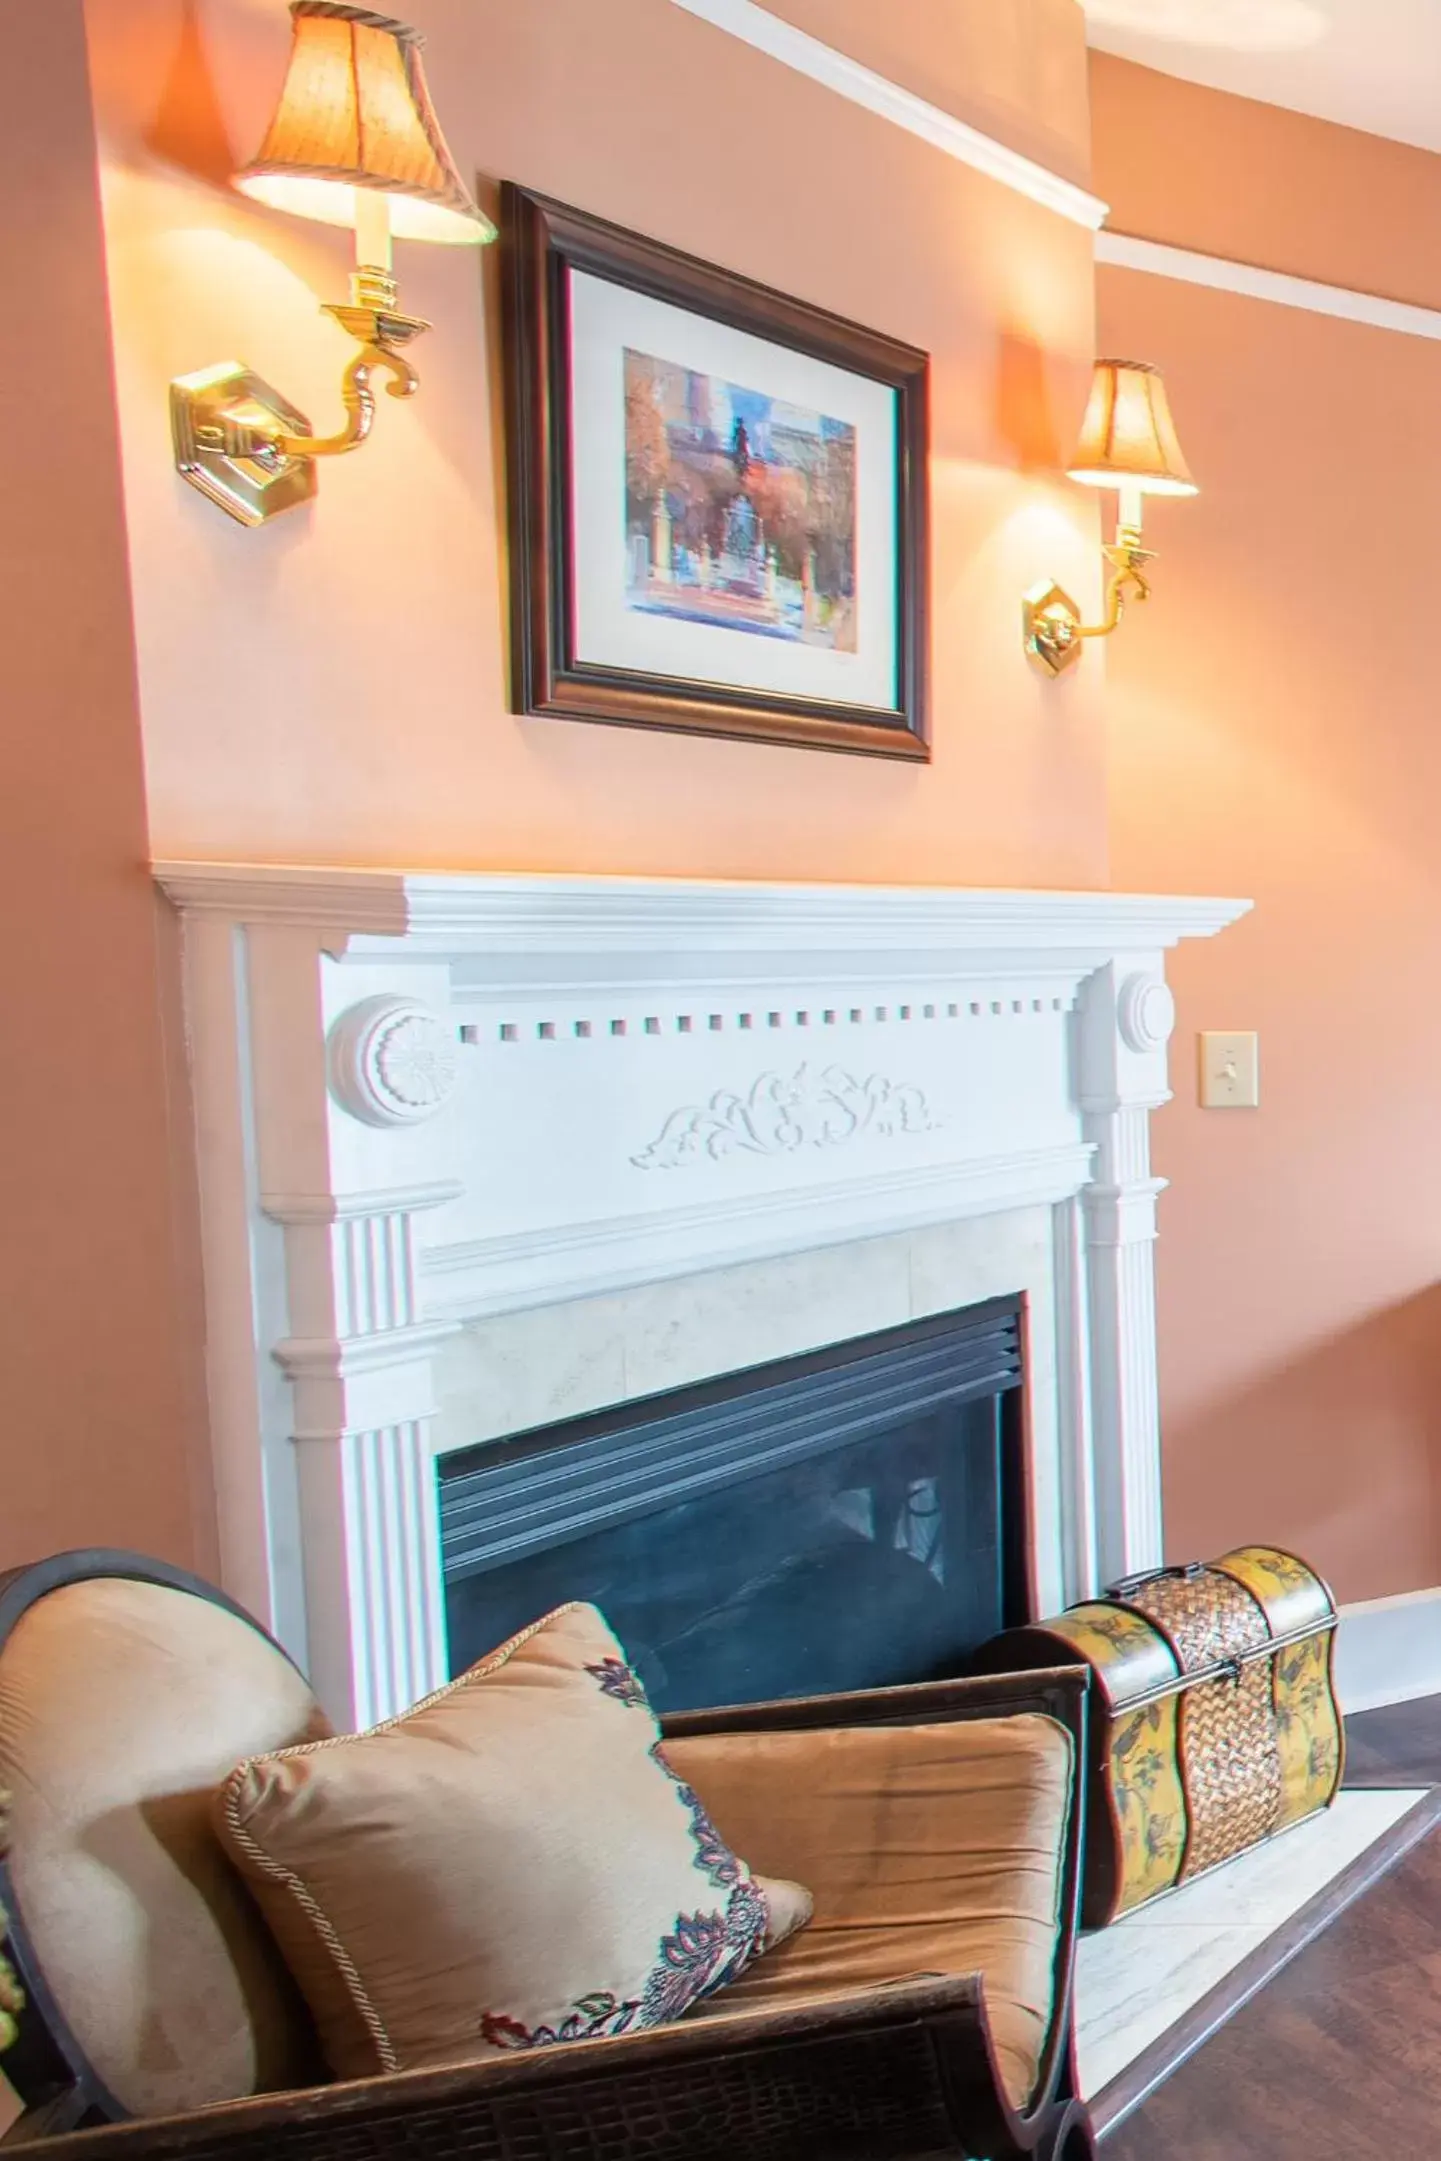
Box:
left=1067, top=359, right=1197, bottom=497
left=235, top=2, right=493, bottom=246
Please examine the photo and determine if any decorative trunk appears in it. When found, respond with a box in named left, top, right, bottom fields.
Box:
left=983, top=1545, right=1343, bottom=1926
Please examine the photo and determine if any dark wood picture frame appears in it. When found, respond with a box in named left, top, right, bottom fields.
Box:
left=502, top=183, right=931, bottom=760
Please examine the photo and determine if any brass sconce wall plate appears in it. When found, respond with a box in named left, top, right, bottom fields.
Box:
left=171, top=364, right=317, bottom=528
left=1023, top=581, right=1084, bottom=678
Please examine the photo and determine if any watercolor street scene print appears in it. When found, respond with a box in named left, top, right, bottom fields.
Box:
left=624, top=349, right=858, bottom=652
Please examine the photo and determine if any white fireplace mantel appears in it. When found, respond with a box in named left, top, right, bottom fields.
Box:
left=156, top=864, right=1250, bottom=1727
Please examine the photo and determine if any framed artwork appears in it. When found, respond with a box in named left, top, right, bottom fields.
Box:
left=502, top=184, right=930, bottom=760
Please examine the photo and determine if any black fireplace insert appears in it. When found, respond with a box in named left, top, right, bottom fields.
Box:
left=439, top=1294, right=1030, bottom=1714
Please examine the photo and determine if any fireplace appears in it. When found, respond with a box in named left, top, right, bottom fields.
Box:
left=439, top=1296, right=1029, bottom=1712
left=153, top=863, right=1248, bottom=1727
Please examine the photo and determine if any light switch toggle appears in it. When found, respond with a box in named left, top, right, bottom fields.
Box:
left=1199, top=1032, right=1260, bottom=1109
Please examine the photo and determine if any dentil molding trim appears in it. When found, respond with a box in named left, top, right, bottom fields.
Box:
left=669, top=0, right=1109, bottom=230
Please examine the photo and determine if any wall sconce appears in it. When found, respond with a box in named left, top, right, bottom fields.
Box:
left=1023, top=359, right=1197, bottom=677
left=171, top=2, right=494, bottom=527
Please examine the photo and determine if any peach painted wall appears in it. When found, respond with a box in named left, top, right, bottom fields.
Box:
left=83, top=0, right=1109, bottom=890
left=0, top=3, right=214, bottom=1575
left=1092, top=52, right=1441, bottom=311
left=767, top=0, right=1093, bottom=188
left=1092, top=54, right=1441, bottom=1603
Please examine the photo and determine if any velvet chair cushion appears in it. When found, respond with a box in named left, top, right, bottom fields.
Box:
left=0, top=1576, right=333, bottom=2118
left=215, top=1604, right=811, bottom=2080
left=663, top=1712, right=1073, bottom=2111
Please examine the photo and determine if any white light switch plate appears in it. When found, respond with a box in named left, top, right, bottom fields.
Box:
left=1199, top=1032, right=1260, bottom=1109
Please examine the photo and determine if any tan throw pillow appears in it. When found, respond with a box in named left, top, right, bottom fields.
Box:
left=215, top=1603, right=811, bottom=2078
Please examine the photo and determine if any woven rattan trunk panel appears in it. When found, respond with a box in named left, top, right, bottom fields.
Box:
left=1121, top=1568, right=1269, bottom=1672
left=1120, top=1567, right=1284, bottom=1879
left=1177, top=1661, right=1284, bottom=1878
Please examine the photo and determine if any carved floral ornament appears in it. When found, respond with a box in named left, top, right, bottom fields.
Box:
left=632, top=1064, right=940, bottom=1171
left=327, top=995, right=461, bottom=1129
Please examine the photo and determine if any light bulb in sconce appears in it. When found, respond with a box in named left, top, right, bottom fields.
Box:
left=1023, top=358, right=1198, bottom=677
left=171, top=1, right=495, bottom=527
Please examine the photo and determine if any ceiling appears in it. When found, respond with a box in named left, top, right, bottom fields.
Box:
left=1082, top=0, right=1441, bottom=154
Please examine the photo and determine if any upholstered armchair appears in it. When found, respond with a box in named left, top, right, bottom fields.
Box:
left=0, top=1551, right=1095, bottom=2161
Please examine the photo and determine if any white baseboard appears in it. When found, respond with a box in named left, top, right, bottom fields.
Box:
left=1335, top=1588, right=1441, bottom=1715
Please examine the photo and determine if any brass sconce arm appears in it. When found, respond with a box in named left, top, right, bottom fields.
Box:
left=171, top=270, right=432, bottom=522
left=196, top=342, right=418, bottom=467
left=1084, top=529, right=1154, bottom=639
left=1024, top=527, right=1157, bottom=677
left=270, top=275, right=428, bottom=456
left=261, top=338, right=420, bottom=461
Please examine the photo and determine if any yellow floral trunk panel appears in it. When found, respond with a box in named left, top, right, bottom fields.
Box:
left=1040, top=1605, right=1180, bottom=1707
left=1218, top=1545, right=1335, bottom=1640
left=1175, top=1661, right=1283, bottom=1881
left=1108, top=1696, right=1187, bottom=1912
left=1272, top=1630, right=1345, bottom=1824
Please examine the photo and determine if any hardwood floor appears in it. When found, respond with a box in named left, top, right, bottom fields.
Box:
left=1342, top=1690, right=1441, bottom=1787
left=1102, top=1693, right=1441, bottom=2154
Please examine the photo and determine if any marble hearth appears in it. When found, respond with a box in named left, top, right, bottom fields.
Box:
left=156, top=866, right=1249, bottom=1726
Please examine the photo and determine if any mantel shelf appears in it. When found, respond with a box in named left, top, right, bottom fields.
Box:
left=154, top=860, right=1251, bottom=957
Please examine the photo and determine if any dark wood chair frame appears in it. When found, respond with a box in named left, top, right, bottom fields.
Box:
left=0, top=1549, right=1097, bottom=2161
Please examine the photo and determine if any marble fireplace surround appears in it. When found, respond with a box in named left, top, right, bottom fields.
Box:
left=156, top=865, right=1250, bottom=1728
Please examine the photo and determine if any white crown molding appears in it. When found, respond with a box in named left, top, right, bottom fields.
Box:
left=669, top=0, right=1108, bottom=232
left=1097, top=230, right=1441, bottom=344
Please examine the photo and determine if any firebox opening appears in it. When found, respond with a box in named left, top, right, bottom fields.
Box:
left=439, top=1295, right=1030, bottom=1715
